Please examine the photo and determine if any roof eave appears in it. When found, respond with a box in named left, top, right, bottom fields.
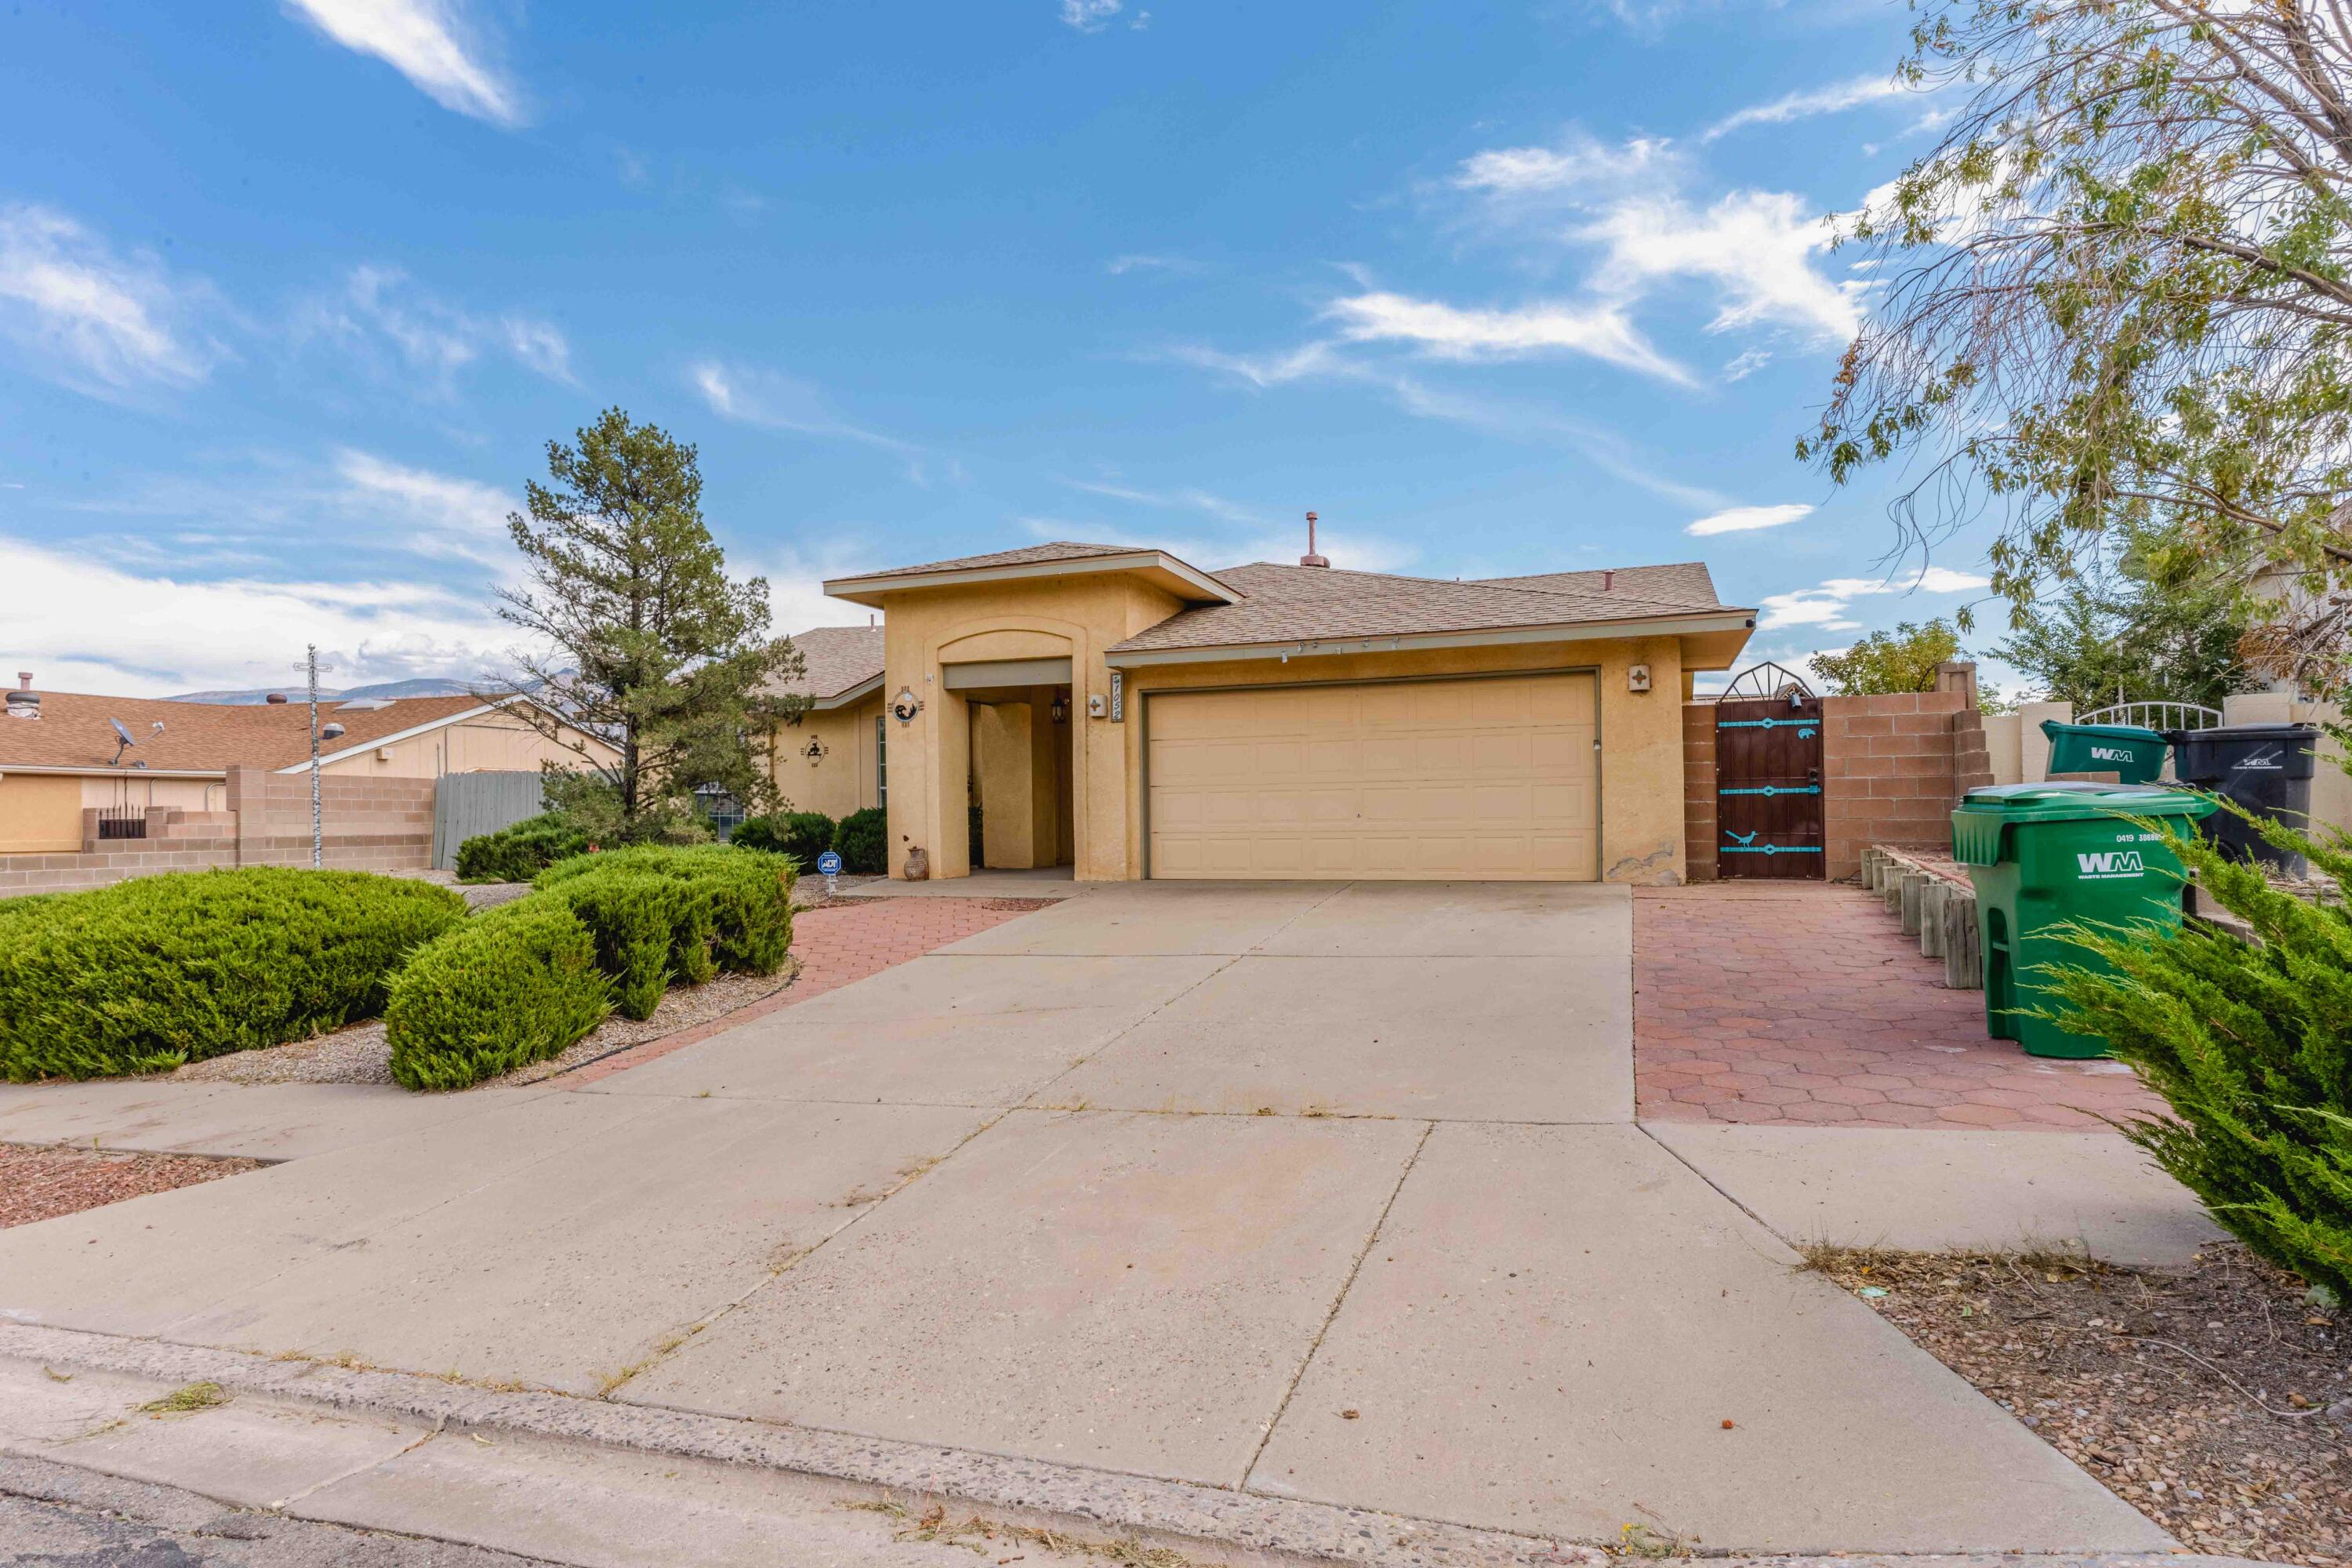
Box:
left=0, top=763, right=231, bottom=779
left=1104, top=610, right=1759, bottom=668
left=824, top=550, right=1238, bottom=608
left=808, top=674, right=884, bottom=712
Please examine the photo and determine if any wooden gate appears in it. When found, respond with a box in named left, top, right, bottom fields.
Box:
left=1713, top=664, right=1824, bottom=880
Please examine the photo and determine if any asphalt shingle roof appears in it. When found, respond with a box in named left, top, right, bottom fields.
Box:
left=1106, top=561, right=1745, bottom=654
left=841, top=541, right=1158, bottom=580
left=0, top=689, right=489, bottom=772
left=769, top=626, right=886, bottom=702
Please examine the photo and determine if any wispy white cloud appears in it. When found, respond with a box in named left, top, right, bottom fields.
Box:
left=1584, top=190, right=1864, bottom=342
left=1323, top=289, right=1693, bottom=385
left=1721, top=347, right=1772, bottom=383
left=5, top=532, right=519, bottom=697
left=1701, top=73, right=1910, bottom=143
left=692, top=360, right=961, bottom=486
left=1059, top=477, right=1269, bottom=526
left=1451, top=132, right=1676, bottom=198
left=1060, top=0, right=1123, bottom=31
left=282, top=0, right=525, bottom=125
left=292, top=266, right=573, bottom=395
left=329, top=448, right=517, bottom=565
left=1758, top=565, right=1991, bottom=633
left=1106, top=253, right=1201, bottom=276
left=0, top=204, right=220, bottom=400
left=1686, top=502, right=1813, bottom=536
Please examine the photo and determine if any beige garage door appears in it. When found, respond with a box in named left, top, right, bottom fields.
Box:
left=1145, top=672, right=1599, bottom=880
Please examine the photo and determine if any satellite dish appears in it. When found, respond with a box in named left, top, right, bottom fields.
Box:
left=107, top=717, right=138, bottom=765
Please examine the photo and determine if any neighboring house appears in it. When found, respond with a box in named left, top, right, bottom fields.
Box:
left=0, top=677, right=616, bottom=856
left=764, top=625, right=887, bottom=819
left=818, top=542, right=1755, bottom=884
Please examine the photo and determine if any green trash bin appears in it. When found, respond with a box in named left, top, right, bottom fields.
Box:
left=1950, top=782, right=2216, bottom=1058
left=2039, top=720, right=2171, bottom=784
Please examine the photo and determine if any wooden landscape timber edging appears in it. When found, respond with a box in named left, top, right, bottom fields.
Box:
left=1857, top=844, right=1981, bottom=991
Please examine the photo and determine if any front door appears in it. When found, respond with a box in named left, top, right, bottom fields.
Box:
left=1713, top=695, right=1824, bottom=878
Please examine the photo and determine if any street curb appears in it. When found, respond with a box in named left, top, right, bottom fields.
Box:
left=0, top=1323, right=2258, bottom=1568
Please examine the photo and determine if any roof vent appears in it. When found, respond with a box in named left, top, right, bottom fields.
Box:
left=1601, top=570, right=1615, bottom=592
left=265, top=692, right=289, bottom=704
left=3, top=688, right=36, bottom=720
left=1299, top=510, right=1330, bottom=569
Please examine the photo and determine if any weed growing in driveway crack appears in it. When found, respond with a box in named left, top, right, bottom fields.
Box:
left=137, top=1381, right=227, bottom=1417
left=840, top=1499, right=1198, bottom=1566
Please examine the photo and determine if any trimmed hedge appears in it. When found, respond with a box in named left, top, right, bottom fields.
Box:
left=732, top=811, right=839, bottom=871
left=455, top=813, right=588, bottom=884
left=386, top=899, right=613, bottom=1091
left=0, top=869, right=466, bottom=1082
left=533, top=844, right=796, bottom=1018
left=834, top=807, right=887, bottom=874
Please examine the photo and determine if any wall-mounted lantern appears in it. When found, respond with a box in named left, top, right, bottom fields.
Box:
left=1048, top=694, right=1069, bottom=724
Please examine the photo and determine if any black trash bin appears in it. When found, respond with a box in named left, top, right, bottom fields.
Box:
left=2162, top=723, right=2321, bottom=876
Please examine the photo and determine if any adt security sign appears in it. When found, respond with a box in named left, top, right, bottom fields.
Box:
left=816, top=850, right=843, bottom=896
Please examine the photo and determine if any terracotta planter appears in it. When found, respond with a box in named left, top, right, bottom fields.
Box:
left=902, top=845, right=930, bottom=881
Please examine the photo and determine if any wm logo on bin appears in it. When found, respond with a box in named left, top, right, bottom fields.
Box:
left=2075, top=850, right=2147, bottom=879
left=2089, top=746, right=2136, bottom=762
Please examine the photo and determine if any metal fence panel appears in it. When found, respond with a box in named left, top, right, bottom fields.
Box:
left=432, top=771, right=548, bottom=869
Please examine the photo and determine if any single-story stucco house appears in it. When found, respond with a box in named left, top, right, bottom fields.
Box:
left=767, top=540, right=1755, bottom=884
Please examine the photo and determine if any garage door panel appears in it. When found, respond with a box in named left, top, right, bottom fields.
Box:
left=1148, top=673, right=1600, bottom=881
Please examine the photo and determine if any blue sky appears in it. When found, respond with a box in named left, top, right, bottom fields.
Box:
left=2, top=0, right=1998, bottom=696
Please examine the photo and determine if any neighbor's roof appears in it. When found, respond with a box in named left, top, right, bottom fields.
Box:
left=769, top=626, right=885, bottom=705
left=0, top=689, right=492, bottom=773
left=1105, top=561, right=1749, bottom=657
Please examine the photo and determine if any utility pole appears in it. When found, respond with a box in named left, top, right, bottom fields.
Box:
left=293, top=645, right=334, bottom=868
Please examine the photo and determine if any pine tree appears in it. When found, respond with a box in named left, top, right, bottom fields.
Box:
left=491, top=408, right=805, bottom=841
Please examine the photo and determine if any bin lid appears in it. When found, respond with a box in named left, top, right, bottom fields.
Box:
left=2038, top=720, right=2167, bottom=743
left=2164, top=723, right=2318, bottom=743
left=1956, top=781, right=2212, bottom=818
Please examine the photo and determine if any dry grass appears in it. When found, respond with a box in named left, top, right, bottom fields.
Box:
left=136, top=1381, right=227, bottom=1417
left=840, top=1498, right=1200, bottom=1566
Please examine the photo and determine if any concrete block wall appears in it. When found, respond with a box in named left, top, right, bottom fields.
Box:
left=1681, top=702, right=1719, bottom=884
left=1821, top=690, right=1977, bottom=880
left=1, top=770, right=435, bottom=896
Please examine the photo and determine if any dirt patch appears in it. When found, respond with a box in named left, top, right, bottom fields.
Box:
left=0, top=1144, right=264, bottom=1229
left=1809, top=1242, right=2350, bottom=1563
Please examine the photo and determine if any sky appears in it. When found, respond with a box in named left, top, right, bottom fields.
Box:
left=1, top=0, right=2002, bottom=698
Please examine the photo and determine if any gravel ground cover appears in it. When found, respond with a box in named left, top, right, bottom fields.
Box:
left=0, top=1143, right=263, bottom=1229
left=1813, top=1242, right=2350, bottom=1563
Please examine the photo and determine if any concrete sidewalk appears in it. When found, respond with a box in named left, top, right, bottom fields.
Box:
left=0, top=880, right=2196, bottom=1562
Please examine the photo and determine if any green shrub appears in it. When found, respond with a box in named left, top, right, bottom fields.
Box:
left=0, top=869, right=465, bottom=1082
left=2051, top=804, right=2352, bottom=1301
left=834, top=807, right=887, bottom=874
left=775, top=811, right=837, bottom=869
left=727, top=815, right=786, bottom=854
left=532, top=844, right=794, bottom=1016
left=454, top=813, right=587, bottom=884
left=386, top=899, right=612, bottom=1091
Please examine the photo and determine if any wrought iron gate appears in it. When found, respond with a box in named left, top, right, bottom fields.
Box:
left=1713, top=663, right=1824, bottom=879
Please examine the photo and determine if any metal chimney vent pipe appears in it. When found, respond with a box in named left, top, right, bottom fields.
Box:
left=1299, top=510, right=1330, bottom=568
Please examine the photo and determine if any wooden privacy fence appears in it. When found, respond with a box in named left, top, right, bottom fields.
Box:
left=431, top=771, right=546, bottom=869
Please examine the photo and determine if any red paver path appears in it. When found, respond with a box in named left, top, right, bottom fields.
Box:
left=1634, top=883, right=2165, bottom=1131
left=563, top=896, right=1053, bottom=1086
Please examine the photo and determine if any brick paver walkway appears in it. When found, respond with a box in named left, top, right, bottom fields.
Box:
left=1634, top=883, right=2165, bottom=1131
left=564, top=895, right=1054, bottom=1086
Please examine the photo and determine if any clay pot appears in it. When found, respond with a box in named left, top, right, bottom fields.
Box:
left=902, top=845, right=930, bottom=881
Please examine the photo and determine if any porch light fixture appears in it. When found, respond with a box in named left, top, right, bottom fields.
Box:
left=1048, top=695, right=1068, bottom=724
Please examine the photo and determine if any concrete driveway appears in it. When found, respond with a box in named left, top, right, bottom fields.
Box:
left=0, top=880, right=2166, bottom=1557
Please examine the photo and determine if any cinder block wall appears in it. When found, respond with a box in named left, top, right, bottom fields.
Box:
left=1681, top=702, right=1719, bottom=883
left=1820, top=691, right=1983, bottom=879
left=0, top=770, right=437, bottom=896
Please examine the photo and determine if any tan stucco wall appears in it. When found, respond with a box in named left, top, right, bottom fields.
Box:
left=865, top=566, right=1695, bottom=884
left=874, top=575, right=1187, bottom=880
left=77, top=775, right=227, bottom=812
left=1125, top=635, right=1690, bottom=884
left=769, top=695, right=884, bottom=818
left=314, top=710, right=617, bottom=779
left=0, top=773, right=88, bottom=853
